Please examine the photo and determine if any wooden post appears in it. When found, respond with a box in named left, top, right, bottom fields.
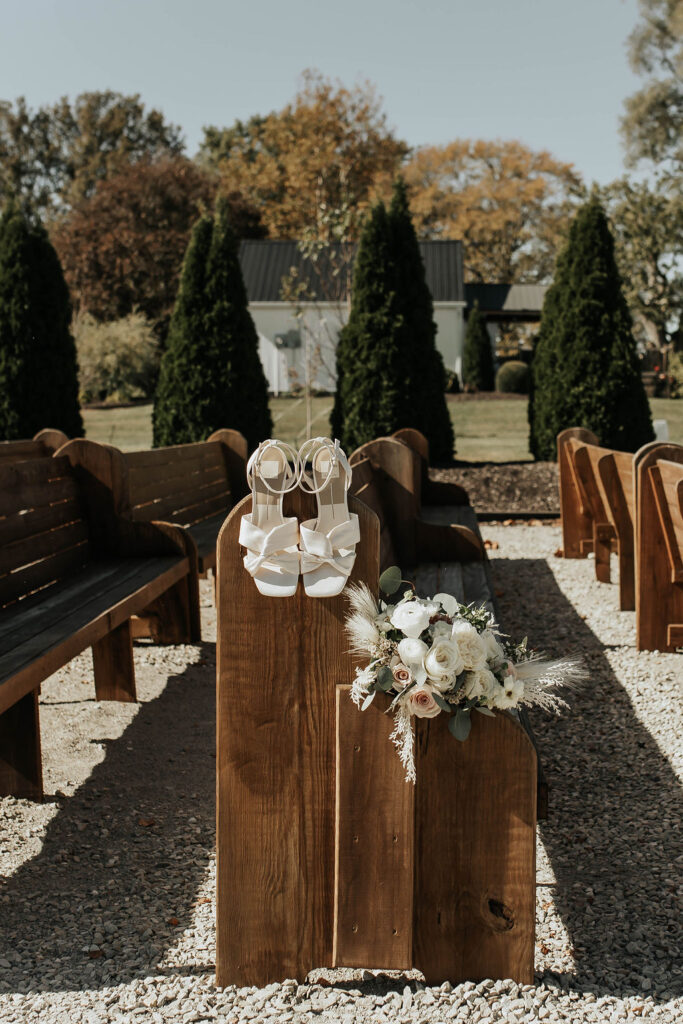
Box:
left=216, top=491, right=380, bottom=987
left=92, top=620, right=137, bottom=702
left=0, top=689, right=43, bottom=800
left=557, top=428, right=598, bottom=558
left=207, top=428, right=249, bottom=503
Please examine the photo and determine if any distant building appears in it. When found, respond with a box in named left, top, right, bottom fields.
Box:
left=238, top=240, right=547, bottom=392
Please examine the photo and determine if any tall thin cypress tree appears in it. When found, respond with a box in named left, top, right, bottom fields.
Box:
left=529, top=196, right=653, bottom=459
left=0, top=204, right=82, bottom=439
left=332, top=181, right=454, bottom=461
left=153, top=198, right=272, bottom=450
left=462, top=302, right=495, bottom=392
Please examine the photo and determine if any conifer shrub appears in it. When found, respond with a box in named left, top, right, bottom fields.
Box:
left=332, top=180, right=454, bottom=462
left=153, top=198, right=272, bottom=450
left=0, top=204, right=82, bottom=439
left=462, top=303, right=494, bottom=392
left=496, top=360, right=529, bottom=394
left=529, top=196, right=654, bottom=459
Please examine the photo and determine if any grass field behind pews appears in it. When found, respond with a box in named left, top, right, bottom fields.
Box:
left=81, top=395, right=683, bottom=462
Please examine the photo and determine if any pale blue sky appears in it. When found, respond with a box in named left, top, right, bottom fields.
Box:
left=2, top=0, right=641, bottom=186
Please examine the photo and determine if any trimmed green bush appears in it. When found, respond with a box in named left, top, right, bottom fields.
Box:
left=462, top=303, right=494, bottom=392
left=529, top=196, right=654, bottom=459
left=153, top=198, right=272, bottom=450
left=0, top=204, right=82, bottom=439
left=331, top=180, right=454, bottom=462
left=496, top=360, right=529, bottom=394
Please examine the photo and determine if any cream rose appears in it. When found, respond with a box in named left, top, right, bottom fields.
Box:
left=391, top=662, right=413, bottom=689
left=451, top=621, right=487, bottom=670
left=396, top=637, right=428, bottom=684
left=389, top=600, right=433, bottom=638
left=492, top=675, right=524, bottom=709
left=461, top=667, right=498, bottom=700
left=481, top=628, right=505, bottom=664
left=424, top=639, right=464, bottom=690
left=407, top=684, right=440, bottom=718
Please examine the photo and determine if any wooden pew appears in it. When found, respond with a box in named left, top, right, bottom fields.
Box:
left=635, top=444, right=683, bottom=652
left=0, top=455, right=193, bottom=799
left=0, top=428, right=69, bottom=466
left=349, top=435, right=484, bottom=572
left=391, top=427, right=469, bottom=506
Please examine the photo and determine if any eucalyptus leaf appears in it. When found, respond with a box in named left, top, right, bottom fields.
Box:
left=432, top=692, right=453, bottom=713
left=361, top=692, right=376, bottom=710
left=475, top=705, right=496, bottom=717
left=379, top=565, right=402, bottom=595
left=376, top=666, right=395, bottom=692
left=448, top=709, right=472, bottom=741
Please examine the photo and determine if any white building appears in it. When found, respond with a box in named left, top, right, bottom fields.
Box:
left=239, top=240, right=467, bottom=394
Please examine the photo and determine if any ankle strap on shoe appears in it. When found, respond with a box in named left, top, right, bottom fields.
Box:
left=246, top=439, right=301, bottom=495
left=298, top=437, right=351, bottom=494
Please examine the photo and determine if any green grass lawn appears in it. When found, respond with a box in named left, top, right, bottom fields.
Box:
left=82, top=395, right=683, bottom=461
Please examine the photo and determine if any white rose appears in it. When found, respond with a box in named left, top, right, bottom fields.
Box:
left=461, top=667, right=499, bottom=700
left=390, top=661, right=413, bottom=690
left=451, top=621, right=487, bottom=670
left=424, top=639, right=464, bottom=691
left=396, top=638, right=428, bottom=684
left=390, top=600, right=433, bottom=638
left=433, top=592, right=459, bottom=617
left=430, top=620, right=453, bottom=639
left=481, top=628, right=505, bottom=664
left=407, top=684, right=441, bottom=719
left=492, top=675, right=524, bottom=709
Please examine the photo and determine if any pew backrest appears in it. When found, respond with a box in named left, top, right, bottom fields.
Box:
left=556, top=428, right=599, bottom=557
left=649, top=459, right=683, bottom=583
left=125, top=440, right=232, bottom=528
left=0, top=429, right=70, bottom=467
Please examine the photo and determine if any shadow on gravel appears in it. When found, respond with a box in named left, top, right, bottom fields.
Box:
left=0, top=642, right=216, bottom=993
left=494, top=558, right=681, bottom=1004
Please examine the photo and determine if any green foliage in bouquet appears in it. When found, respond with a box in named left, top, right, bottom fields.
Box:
left=153, top=197, right=272, bottom=450
left=529, top=196, right=654, bottom=460
left=0, top=203, right=82, bottom=439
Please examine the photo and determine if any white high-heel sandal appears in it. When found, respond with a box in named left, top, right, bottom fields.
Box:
left=298, top=437, right=359, bottom=598
left=239, top=439, right=301, bottom=597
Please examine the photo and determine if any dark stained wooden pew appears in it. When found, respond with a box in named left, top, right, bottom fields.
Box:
left=635, top=445, right=683, bottom=652
left=0, top=429, right=69, bottom=466
left=0, top=455, right=193, bottom=799
left=391, top=427, right=469, bottom=506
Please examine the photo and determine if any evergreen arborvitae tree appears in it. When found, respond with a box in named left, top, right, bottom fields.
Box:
left=529, top=196, right=654, bottom=460
left=153, top=198, right=272, bottom=450
left=0, top=204, right=82, bottom=439
left=462, top=303, right=494, bottom=391
left=332, top=180, right=454, bottom=462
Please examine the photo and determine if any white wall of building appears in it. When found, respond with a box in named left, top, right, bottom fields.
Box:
left=250, top=301, right=466, bottom=394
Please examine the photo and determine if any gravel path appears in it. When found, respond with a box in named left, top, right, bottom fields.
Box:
left=0, top=525, right=680, bottom=1023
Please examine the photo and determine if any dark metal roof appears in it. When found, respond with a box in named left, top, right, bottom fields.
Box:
left=465, top=283, right=548, bottom=320
left=239, top=239, right=465, bottom=303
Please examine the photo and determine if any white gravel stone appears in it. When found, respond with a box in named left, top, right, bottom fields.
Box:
left=0, top=540, right=680, bottom=1023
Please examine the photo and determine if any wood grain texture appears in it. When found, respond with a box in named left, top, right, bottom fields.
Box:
left=92, top=619, right=136, bottom=702
left=571, top=443, right=615, bottom=583
left=334, top=687, right=413, bottom=970
left=392, top=428, right=469, bottom=506
left=207, top=428, right=249, bottom=502
left=216, top=491, right=380, bottom=987
left=597, top=451, right=636, bottom=610
left=635, top=444, right=683, bottom=651
left=557, top=428, right=598, bottom=558
left=0, top=689, right=42, bottom=800
left=413, top=710, right=537, bottom=985
left=349, top=438, right=421, bottom=565
left=349, top=457, right=397, bottom=572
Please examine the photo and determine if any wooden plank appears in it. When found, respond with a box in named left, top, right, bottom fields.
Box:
left=350, top=438, right=421, bottom=565
left=132, top=479, right=229, bottom=525
left=216, top=492, right=380, bottom=987
left=413, top=710, right=536, bottom=985
left=0, top=440, right=44, bottom=463
left=415, top=562, right=465, bottom=602
left=125, top=442, right=216, bottom=472
left=636, top=446, right=683, bottom=651
left=92, top=619, right=136, bottom=702
left=334, top=687, right=414, bottom=970
left=207, top=429, right=249, bottom=502
left=0, top=520, right=89, bottom=576
left=0, top=543, right=90, bottom=608
left=597, top=453, right=636, bottom=610
left=557, top=428, right=598, bottom=558
left=32, top=428, right=69, bottom=453
left=0, top=497, right=83, bottom=548
left=128, top=455, right=225, bottom=506
left=0, top=467, right=79, bottom=518
left=0, top=688, right=42, bottom=800
left=415, top=519, right=484, bottom=563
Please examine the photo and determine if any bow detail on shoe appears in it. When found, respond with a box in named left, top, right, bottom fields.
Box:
left=239, top=515, right=300, bottom=577
left=299, top=514, right=360, bottom=578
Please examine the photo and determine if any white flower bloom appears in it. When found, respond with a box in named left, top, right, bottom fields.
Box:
left=461, top=667, right=499, bottom=700
left=492, top=675, right=524, bottom=709
left=430, top=620, right=453, bottom=639
left=396, top=638, right=428, bottom=684
left=406, top=684, right=441, bottom=719
left=451, top=621, right=487, bottom=670
left=433, top=592, right=459, bottom=617
left=481, top=628, right=505, bottom=664
left=424, top=639, right=464, bottom=690
left=390, top=601, right=433, bottom=638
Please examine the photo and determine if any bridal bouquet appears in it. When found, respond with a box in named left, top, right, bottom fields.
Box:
left=345, top=567, right=585, bottom=783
